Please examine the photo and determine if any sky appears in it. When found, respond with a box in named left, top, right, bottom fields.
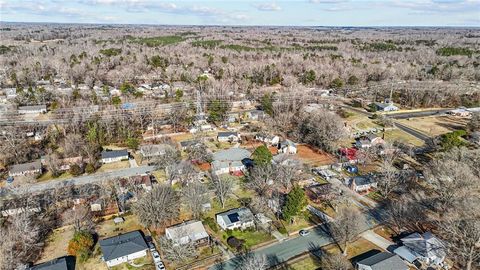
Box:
left=0, top=0, right=479, bottom=27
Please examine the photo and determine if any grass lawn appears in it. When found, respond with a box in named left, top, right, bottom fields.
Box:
left=282, top=211, right=316, bottom=234
left=383, top=129, right=424, bottom=146
left=96, top=214, right=145, bottom=239
left=203, top=197, right=241, bottom=220
left=36, top=225, right=75, bottom=264
left=365, top=190, right=383, bottom=202
left=151, top=169, right=166, bottom=183
left=221, top=229, right=274, bottom=249
left=373, top=226, right=396, bottom=241
left=346, top=237, right=383, bottom=259
left=397, top=116, right=467, bottom=137
left=37, top=171, right=73, bottom=182
left=344, top=111, right=381, bottom=131
left=166, top=245, right=221, bottom=269
left=286, top=254, right=322, bottom=270
left=111, top=254, right=155, bottom=270
left=97, top=160, right=130, bottom=173
left=78, top=246, right=154, bottom=270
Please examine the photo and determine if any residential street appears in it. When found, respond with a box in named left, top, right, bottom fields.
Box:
left=0, top=165, right=155, bottom=197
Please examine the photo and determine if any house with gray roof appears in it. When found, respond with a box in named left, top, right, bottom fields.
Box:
left=217, top=132, right=240, bottom=143
left=99, top=230, right=148, bottom=267
left=216, top=207, right=255, bottom=230
left=9, top=160, right=42, bottom=177
left=179, top=140, right=201, bottom=150
left=374, top=102, right=399, bottom=112
left=400, top=232, right=446, bottom=265
left=278, top=139, right=297, bottom=154
left=357, top=252, right=408, bottom=270
left=28, top=256, right=75, bottom=270
left=212, top=148, right=250, bottom=175
left=350, top=175, right=377, bottom=192
left=101, top=149, right=129, bottom=164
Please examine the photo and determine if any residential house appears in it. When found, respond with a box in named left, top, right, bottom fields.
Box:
left=139, top=144, right=174, bottom=160
left=18, top=105, right=47, bottom=115
left=118, top=175, right=152, bottom=193
left=448, top=108, right=471, bottom=117
left=165, top=220, right=209, bottom=246
left=356, top=252, right=408, bottom=270
left=227, top=112, right=240, bottom=123
left=340, top=147, right=358, bottom=163
left=356, top=134, right=385, bottom=149
left=180, top=140, right=201, bottom=150
left=109, top=88, right=121, bottom=96
left=211, top=148, right=251, bottom=175
left=255, top=133, right=280, bottom=145
left=399, top=232, right=446, bottom=265
left=374, top=102, right=399, bottom=112
left=278, top=140, right=297, bottom=154
left=28, top=256, right=75, bottom=270
left=99, top=230, right=149, bottom=267
left=217, top=132, right=241, bottom=143
left=1, top=206, right=41, bottom=217
left=245, top=109, right=265, bottom=120
left=101, top=149, right=129, bottom=164
left=9, top=160, right=42, bottom=177
left=350, top=175, right=377, bottom=192
left=216, top=207, right=255, bottom=231
left=305, top=184, right=337, bottom=203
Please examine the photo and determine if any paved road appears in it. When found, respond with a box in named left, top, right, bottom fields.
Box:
left=394, top=122, right=431, bottom=142
left=0, top=165, right=155, bottom=197
left=387, top=109, right=450, bottom=119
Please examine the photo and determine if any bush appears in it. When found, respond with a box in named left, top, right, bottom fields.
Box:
left=203, top=217, right=219, bottom=232
left=67, top=231, right=94, bottom=262
left=277, top=226, right=288, bottom=235
left=85, top=163, right=95, bottom=174
left=69, top=164, right=83, bottom=176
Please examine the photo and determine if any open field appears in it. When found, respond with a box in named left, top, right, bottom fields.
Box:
left=37, top=171, right=73, bottom=182
left=96, top=214, right=145, bottom=238
left=397, top=115, right=467, bottom=136
left=383, top=129, right=424, bottom=146
left=344, top=111, right=381, bottom=131
left=296, top=145, right=336, bottom=166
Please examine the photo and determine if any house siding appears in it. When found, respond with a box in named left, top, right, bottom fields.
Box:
left=105, top=250, right=147, bottom=267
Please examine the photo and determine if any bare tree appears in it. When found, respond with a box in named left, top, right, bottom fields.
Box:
left=210, top=174, right=234, bottom=209
left=64, top=204, right=94, bottom=232
left=186, top=142, right=213, bottom=163
left=376, top=153, right=399, bottom=198
left=331, top=206, right=366, bottom=256
left=182, top=182, right=209, bottom=219
left=133, top=184, right=180, bottom=228
left=158, top=236, right=197, bottom=263
left=153, top=147, right=181, bottom=170
left=236, top=253, right=268, bottom=270
left=167, top=105, right=189, bottom=133
left=320, top=253, right=352, bottom=270
left=246, top=164, right=278, bottom=200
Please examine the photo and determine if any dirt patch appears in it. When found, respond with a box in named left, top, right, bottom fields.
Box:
left=296, top=145, right=336, bottom=166
left=196, top=162, right=211, bottom=171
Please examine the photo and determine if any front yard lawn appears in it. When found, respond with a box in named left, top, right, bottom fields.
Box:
left=97, top=161, right=130, bottom=173
left=221, top=229, right=274, bottom=249
left=36, top=225, right=75, bottom=264
left=286, top=254, right=321, bottom=270
left=96, top=214, right=145, bottom=238
left=37, top=171, right=73, bottom=182
left=282, top=211, right=316, bottom=234
left=365, top=190, right=383, bottom=202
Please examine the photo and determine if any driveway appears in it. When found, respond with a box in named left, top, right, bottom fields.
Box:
left=0, top=165, right=155, bottom=197
left=360, top=230, right=395, bottom=250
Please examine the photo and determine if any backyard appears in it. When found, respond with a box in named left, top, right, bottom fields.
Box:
left=397, top=115, right=467, bottom=136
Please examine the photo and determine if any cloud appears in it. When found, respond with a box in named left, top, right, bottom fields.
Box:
left=254, top=2, right=281, bottom=11
left=390, top=0, right=480, bottom=14
left=309, top=0, right=348, bottom=3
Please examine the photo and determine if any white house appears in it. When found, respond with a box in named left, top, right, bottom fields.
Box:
left=216, top=207, right=255, bottom=231
left=245, top=109, right=265, bottom=120
left=99, top=230, right=148, bottom=267
left=101, top=149, right=129, bottom=163
left=278, top=140, right=297, bottom=154
left=4, top=88, right=17, bottom=99
left=255, top=133, right=280, bottom=145
left=357, top=252, right=408, bottom=270
left=400, top=232, right=446, bottom=265
left=165, top=220, right=209, bottom=245
left=374, top=102, right=399, bottom=112
left=217, top=132, right=241, bottom=143
left=18, top=105, right=47, bottom=115
left=355, top=134, right=385, bottom=149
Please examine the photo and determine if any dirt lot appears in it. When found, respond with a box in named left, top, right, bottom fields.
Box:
left=296, top=144, right=336, bottom=166
left=36, top=225, right=75, bottom=264
left=397, top=115, right=468, bottom=136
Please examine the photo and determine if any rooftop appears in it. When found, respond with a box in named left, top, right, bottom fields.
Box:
left=213, top=148, right=250, bottom=162
left=99, top=230, right=148, bottom=262
left=357, top=252, right=408, bottom=270
left=101, top=149, right=128, bottom=159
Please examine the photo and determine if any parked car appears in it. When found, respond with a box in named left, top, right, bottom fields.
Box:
left=147, top=242, right=155, bottom=251
left=152, top=251, right=162, bottom=263
left=156, top=261, right=166, bottom=270
left=299, top=229, right=310, bottom=236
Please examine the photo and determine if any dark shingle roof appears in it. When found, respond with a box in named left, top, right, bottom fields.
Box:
left=99, top=230, right=148, bottom=262
left=28, top=257, right=70, bottom=270
left=218, top=132, right=238, bottom=137
left=10, top=160, right=42, bottom=174
left=357, top=252, right=408, bottom=270
left=352, top=175, right=376, bottom=186
left=101, top=149, right=128, bottom=159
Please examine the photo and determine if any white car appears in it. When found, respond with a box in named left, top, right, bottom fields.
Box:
left=156, top=261, right=166, bottom=270
left=299, top=229, right=310, bottom=236
left=152, top=251, right=162, bottom=263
